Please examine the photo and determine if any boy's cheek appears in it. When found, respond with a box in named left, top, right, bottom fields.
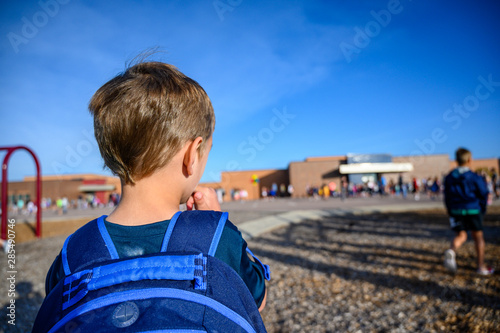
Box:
left=182, top=195, right=192, bottom=205
left=181, top=187, right=198, bottom=205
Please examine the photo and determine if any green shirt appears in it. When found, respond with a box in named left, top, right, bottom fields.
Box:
left=45, top=217, right=266, bottom=307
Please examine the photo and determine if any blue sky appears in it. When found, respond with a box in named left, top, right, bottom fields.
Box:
left=1, top=0, right=499, bottom=183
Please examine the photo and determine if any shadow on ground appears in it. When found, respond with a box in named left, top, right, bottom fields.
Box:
left=0, top=281, right=44, bottom=333
left=251, top=210, right=500, bottom=332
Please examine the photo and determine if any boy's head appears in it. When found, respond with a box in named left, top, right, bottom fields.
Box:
left=455, top=147, right=471, bottom=166
left=89, top=62, right=215, bottom=185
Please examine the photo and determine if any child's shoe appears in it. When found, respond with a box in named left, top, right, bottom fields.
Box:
left=477, top=267, right=494, bottom=276
left=444, top=249, right=457, bottom=273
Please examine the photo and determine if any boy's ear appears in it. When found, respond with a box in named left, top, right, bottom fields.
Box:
left=183, top=137, right=204, bottom=176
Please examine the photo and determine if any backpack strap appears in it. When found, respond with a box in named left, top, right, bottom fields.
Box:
left=62, top=215, right=119, bottom=274
left=246, top=248, right=271, bottom=281
left=208, top=212, right=228, bottom=256
left=161, top=210, right=228, bottom=256
left=160, top=211, right=183, bottom=252
left=96, top=215, right=119, bottom=259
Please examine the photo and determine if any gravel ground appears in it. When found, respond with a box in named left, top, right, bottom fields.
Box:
left=1, top=207, right=499, bottom=332
left=251, top=208, right=500, bottom=333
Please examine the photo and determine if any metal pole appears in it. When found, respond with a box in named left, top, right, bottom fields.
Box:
left=0, top=146, right=42, bottom=239
left=1, top=149, right=12, bottom=240
left=31, top=149, right=42, bottom=238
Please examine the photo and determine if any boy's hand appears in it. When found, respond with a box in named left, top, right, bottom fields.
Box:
left=186, top=186, right=221, bottom=211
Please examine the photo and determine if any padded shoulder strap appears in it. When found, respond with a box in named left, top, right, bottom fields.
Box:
left=62, top=215, right=118, bottom=275
left=161, top=210, right=228, bottom=256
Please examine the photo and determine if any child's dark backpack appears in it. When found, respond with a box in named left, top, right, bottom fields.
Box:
left=33, top=210, right=270, bottom=332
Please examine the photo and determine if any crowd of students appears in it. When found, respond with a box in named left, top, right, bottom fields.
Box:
left=261, top=183, right=294, bottom=199
left=6, top=192, right=122, bottom=216
left=302, top=169, right=499, bottom=203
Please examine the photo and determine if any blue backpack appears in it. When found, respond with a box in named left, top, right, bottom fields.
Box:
left=32, top=210, right=270, bottom=332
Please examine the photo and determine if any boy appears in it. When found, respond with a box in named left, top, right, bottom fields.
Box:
left=44, top=61, right=267, bottom=311
left=443, top=147, right=494, bottom=275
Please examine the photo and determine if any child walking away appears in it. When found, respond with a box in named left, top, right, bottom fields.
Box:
left=443, top=147, right=494, bottom=276
left=33, top=60, right=270, bottom=332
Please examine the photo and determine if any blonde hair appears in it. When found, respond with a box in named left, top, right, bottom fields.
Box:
left=89, top=62, right=214, bottom=184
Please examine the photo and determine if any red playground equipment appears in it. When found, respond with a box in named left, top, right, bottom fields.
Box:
left=0, top=146, right=42, bottom=239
